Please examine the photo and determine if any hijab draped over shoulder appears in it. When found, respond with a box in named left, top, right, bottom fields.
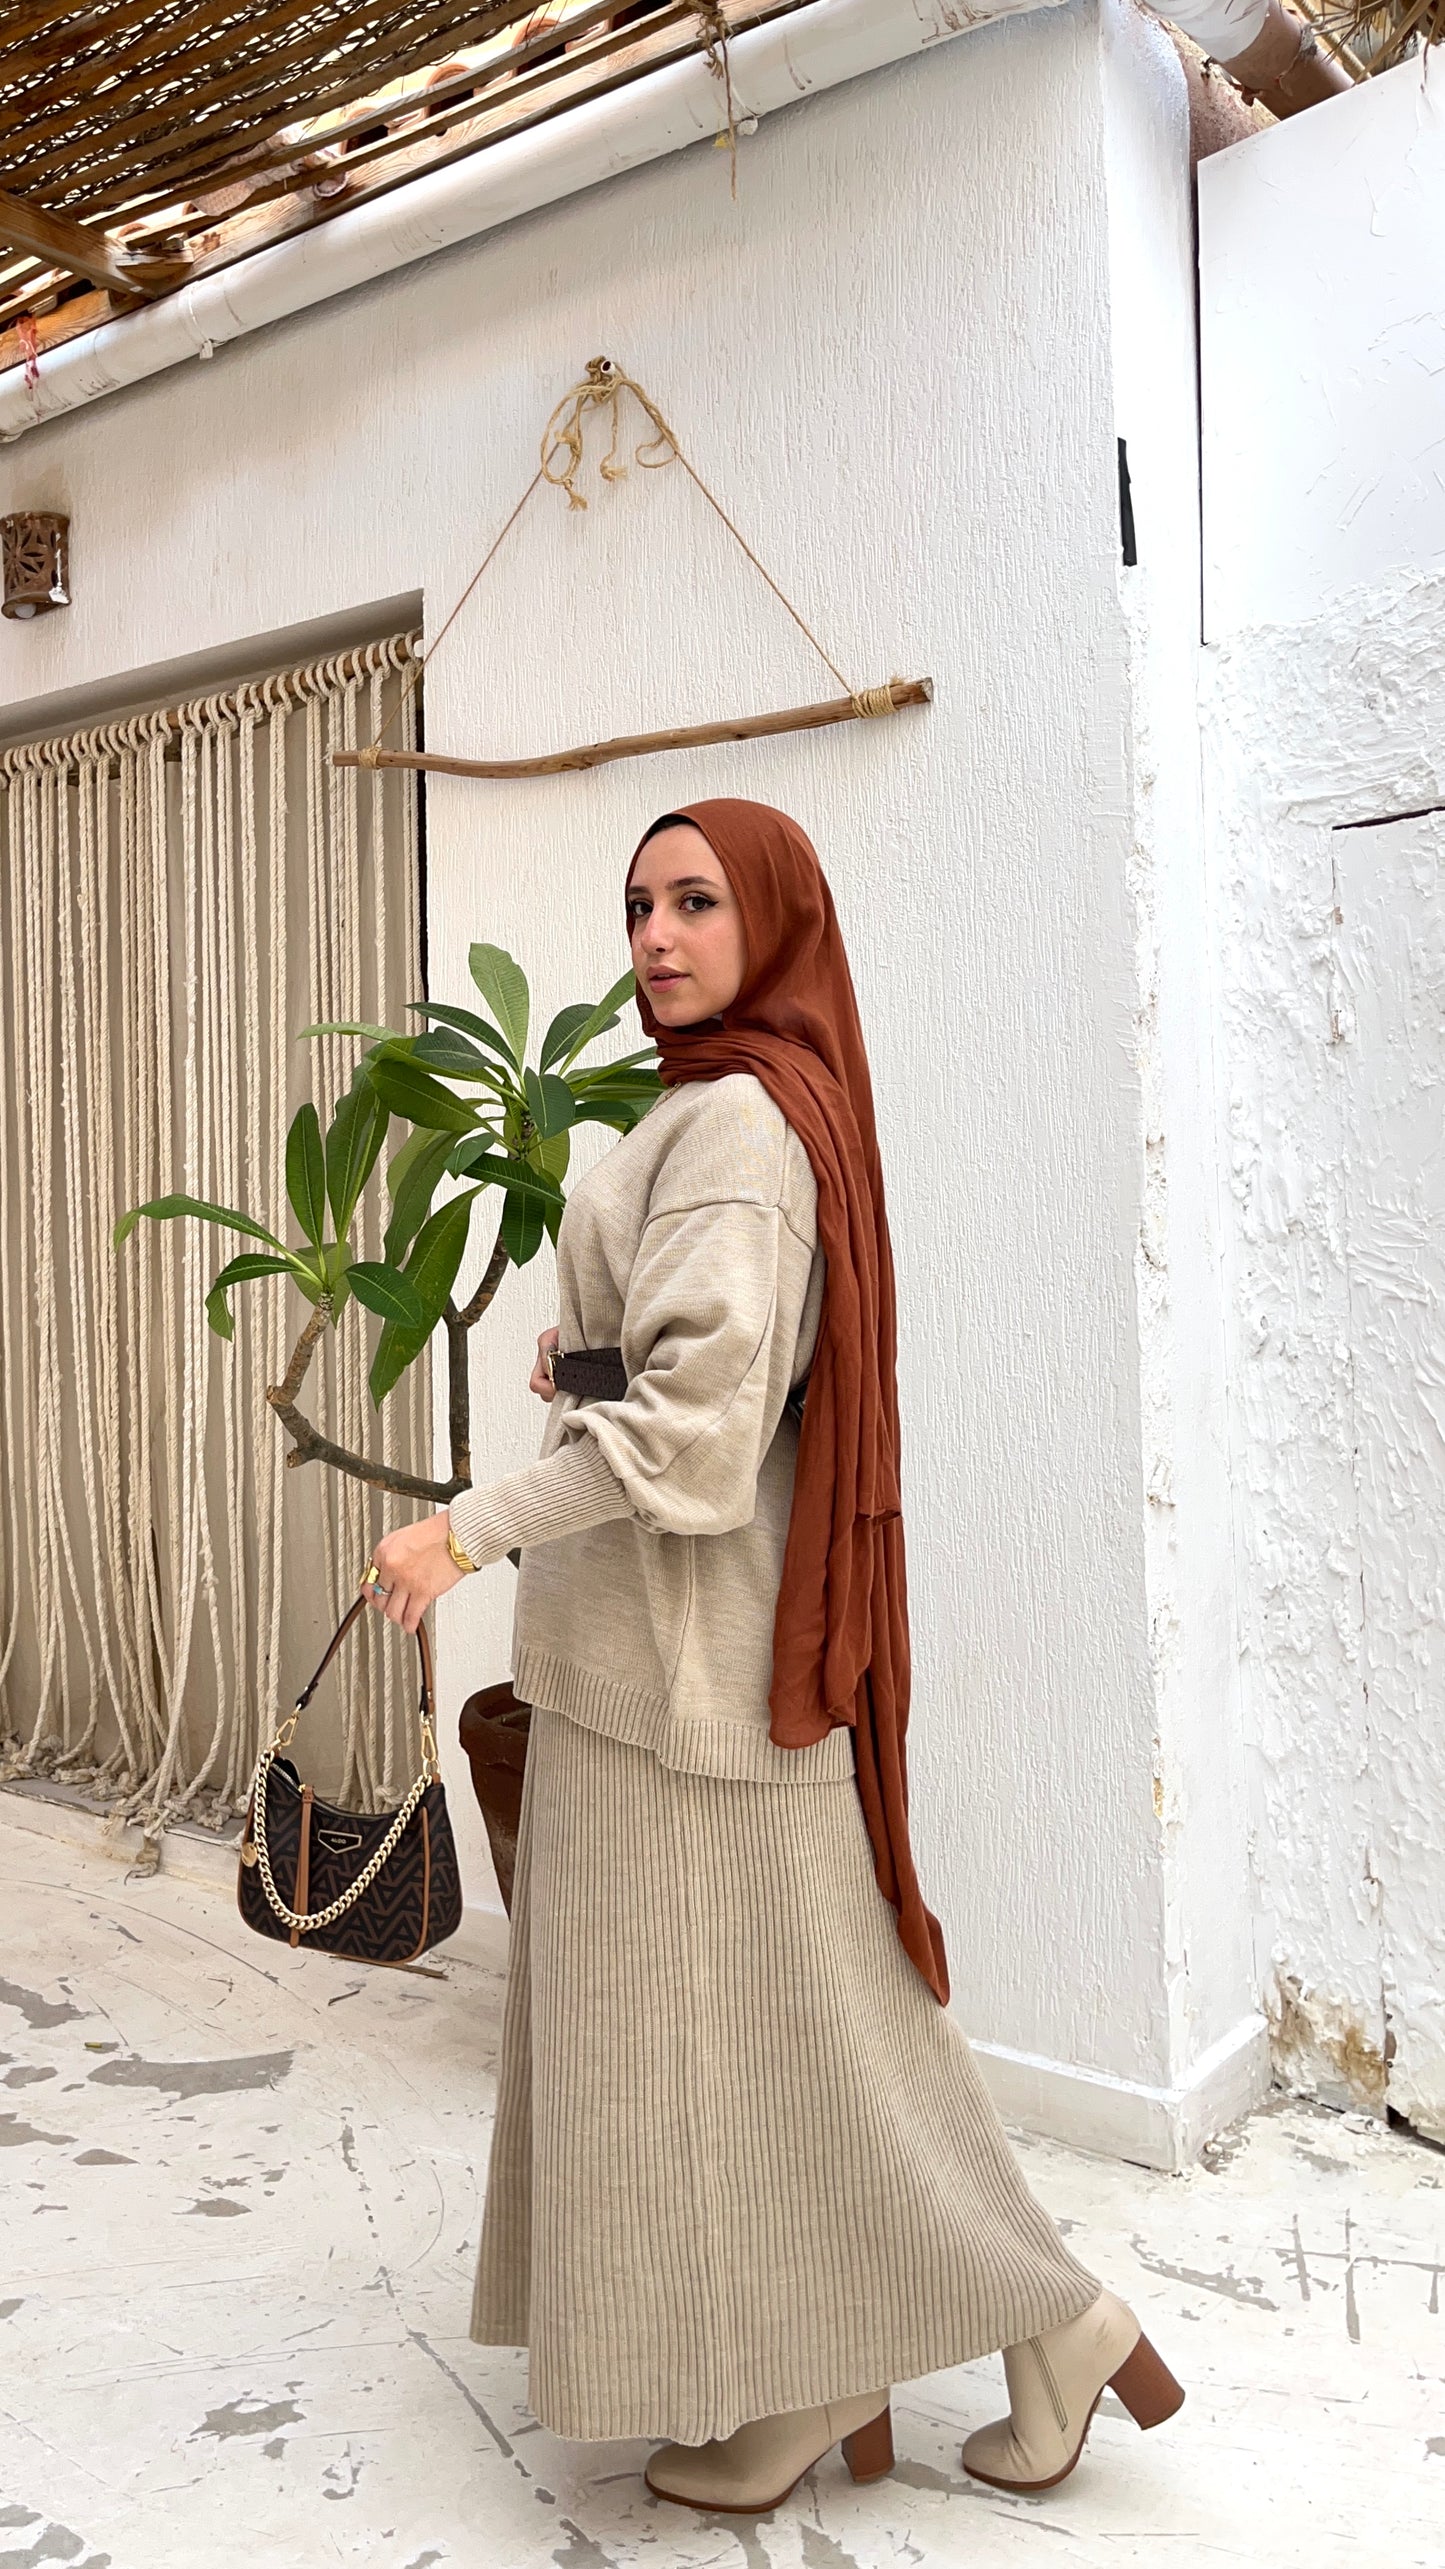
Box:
left=628, top=797, right=950, bottom=2006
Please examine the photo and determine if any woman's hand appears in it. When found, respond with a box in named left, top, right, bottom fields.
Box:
left=530, top=1325, right=560, bottom=1403
left=363, top=1512, right=466, bottom=1635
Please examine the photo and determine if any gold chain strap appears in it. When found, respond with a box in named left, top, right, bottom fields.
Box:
left=246, top=1746, right=431, bottom=1931
left=249, top=1733, right=437, bottom=1935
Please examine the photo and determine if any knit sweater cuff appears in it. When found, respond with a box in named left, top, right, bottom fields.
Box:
left=447, top=1436, right=633, bottom=1570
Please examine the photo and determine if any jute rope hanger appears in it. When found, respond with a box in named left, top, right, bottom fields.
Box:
left=333, top=357, right=932, bottom=784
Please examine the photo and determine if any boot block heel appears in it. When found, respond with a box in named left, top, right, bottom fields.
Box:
left=841, top=2404, right=894, bottom=2483
left=1109, top=2333, right=1185, bottom=2431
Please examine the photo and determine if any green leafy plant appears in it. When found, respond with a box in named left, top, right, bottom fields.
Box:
left=115, top=944, right=661, bottom=1503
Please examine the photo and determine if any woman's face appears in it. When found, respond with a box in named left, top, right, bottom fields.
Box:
left=626, top=824, right=747, bottom=1027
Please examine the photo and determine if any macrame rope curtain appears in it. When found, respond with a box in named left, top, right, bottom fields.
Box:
left=335, top=358, right=931, bottom=786
left=0, top=633, right=430, bottom=1838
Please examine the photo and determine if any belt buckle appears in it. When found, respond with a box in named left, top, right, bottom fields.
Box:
left=546, top=1344, right=560, bottom=1384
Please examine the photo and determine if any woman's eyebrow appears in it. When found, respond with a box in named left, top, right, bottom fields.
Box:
left=628, top=872, right=724, bottom=895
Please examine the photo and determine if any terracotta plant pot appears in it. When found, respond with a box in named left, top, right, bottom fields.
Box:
left=458, top=1680, right=532, bottom=1913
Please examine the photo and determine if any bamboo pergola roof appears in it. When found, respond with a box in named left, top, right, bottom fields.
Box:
left=0, top=0, right=797, bottom=371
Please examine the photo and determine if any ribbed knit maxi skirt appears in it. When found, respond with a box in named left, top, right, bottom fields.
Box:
left=471, top=1704, right=1100, bottom=2445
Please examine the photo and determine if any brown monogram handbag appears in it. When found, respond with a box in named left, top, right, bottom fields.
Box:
left=238, top=1596, right=462, bottom=1964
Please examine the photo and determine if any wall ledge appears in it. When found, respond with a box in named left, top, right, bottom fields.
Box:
left=972, top=2011, right=1273, bottom=2170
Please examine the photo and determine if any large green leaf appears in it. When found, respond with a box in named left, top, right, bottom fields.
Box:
left=347, top=1261, right=425, bottom=1328
left=368, top=1191, right=476, bottom=1407
left=569, top=1075, right=662, bottom=1117
left=408, top=1029, right=510, bottom=1084
left=551, top=968, right=639, bottom=1069
left=366, top=1052, right=478, bottom=1135
left=297, top=1018, right=393, bottom=1042
left=447, top=1144, right=563, bottom=1203
left=534, top=1126, right=571, bottom=1187
left=407, top=1000, right=516, bottom=1067
left=567, top=1065, right=663, bottom=1120
left=204, top=1253, right=294, bottom=1341
left=523, top=1067, right=577, bottom=1140
left=367, top=1030, right=506, bottom=1092
left=501, top=1184, right=546, bottom=1268
left=572, top=1092, right=658, bottom=1136
left=114, top=1193, right=284, bottom=1252
left=572, top=1060, right=664, bottom=1094
left=565, top=1044, right=658, bottom=1085
left=383, top=1127, right=455, bottom=1265
left=468, top=943, right=529, bottom=1068
left=407, top=1191, right=479, bottom=1328
left=326, top=1076, right=390, bottom=1237
left=369, top=1323, right=424, bottom=1411
left=444, top=1126, right=504, bottom=1173
left=285, top=1103, right=327, bottom=1247
left=537, top=1001, right=597, bottom=1072
left=384, top=1122, right=438, bottom=1197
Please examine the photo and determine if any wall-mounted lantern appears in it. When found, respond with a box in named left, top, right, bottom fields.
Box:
left=2, top=512, right=71, bottom=620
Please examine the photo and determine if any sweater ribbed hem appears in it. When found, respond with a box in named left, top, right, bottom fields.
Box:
left=511, top=1642, right=854, bottom=1787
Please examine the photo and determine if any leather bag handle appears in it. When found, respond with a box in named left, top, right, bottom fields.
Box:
left=272, top=1595, right=437, bottom=1771
left=294, top=1592, right=434, bottom=1714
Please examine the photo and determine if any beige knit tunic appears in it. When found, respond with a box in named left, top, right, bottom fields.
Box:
left=460, top=1068, right=1102, bottom=2444
left=447, top=1071, right=850, bottom=1786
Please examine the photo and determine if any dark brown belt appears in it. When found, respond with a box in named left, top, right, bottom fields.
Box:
left=549, top=1343, right=807, bottom=1423
left=549, top=1345, right=628, bottom=1401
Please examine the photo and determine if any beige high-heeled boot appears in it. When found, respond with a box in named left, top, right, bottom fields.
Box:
left=962, top=2288, right=1183, bottom=2492
left=644, top=2388, right=893, bottom=2513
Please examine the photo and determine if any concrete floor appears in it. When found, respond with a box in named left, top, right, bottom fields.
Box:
left=2, top=1800, right=1441, bottom=2569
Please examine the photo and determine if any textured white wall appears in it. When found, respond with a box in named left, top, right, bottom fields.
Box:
left=0, top=1, right=1249, bottom=2138
left=1200, top=62, right=1445, bottom=2132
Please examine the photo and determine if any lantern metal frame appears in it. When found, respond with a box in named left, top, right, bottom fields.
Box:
left=1, top=510, right=70, bottom=619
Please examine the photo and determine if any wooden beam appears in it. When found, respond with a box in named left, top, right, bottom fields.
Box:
left=0, top=288, right=137, bottom=376
left=0, top=187, right=142, bottom=295
left=0, top=6, right=743, bottom=344
left=0, top=0, right=805, bottom=357
left=331, top=680, right=934, bottom=781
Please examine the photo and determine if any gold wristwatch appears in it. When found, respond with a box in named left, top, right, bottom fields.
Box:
left=445, top=1518, right=478, bottom=1575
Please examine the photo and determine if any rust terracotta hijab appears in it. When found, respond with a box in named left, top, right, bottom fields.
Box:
left=628, top=797, right=950, bottom=2007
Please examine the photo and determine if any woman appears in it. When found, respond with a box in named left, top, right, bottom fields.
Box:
left=367, top=797, right=1183, bottom=2514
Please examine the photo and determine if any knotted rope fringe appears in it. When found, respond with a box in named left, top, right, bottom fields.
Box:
left=0, top=632, right=429, bottom=1837
left=358, top=357, right=903, bottom=763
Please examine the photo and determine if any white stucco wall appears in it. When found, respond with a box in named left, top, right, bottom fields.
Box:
left=1, top=0, right=1255, bottom=2155
left=1200, top=61, right=1445, bottom=2134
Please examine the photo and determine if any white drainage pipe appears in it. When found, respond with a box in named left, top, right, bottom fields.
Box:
left=0, top=0, right=1053, bottom=442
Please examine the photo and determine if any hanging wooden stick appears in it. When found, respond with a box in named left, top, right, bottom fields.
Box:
left=334, top=678, right=932, bottom=781
left=332, top=358, right=932, bottom=781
